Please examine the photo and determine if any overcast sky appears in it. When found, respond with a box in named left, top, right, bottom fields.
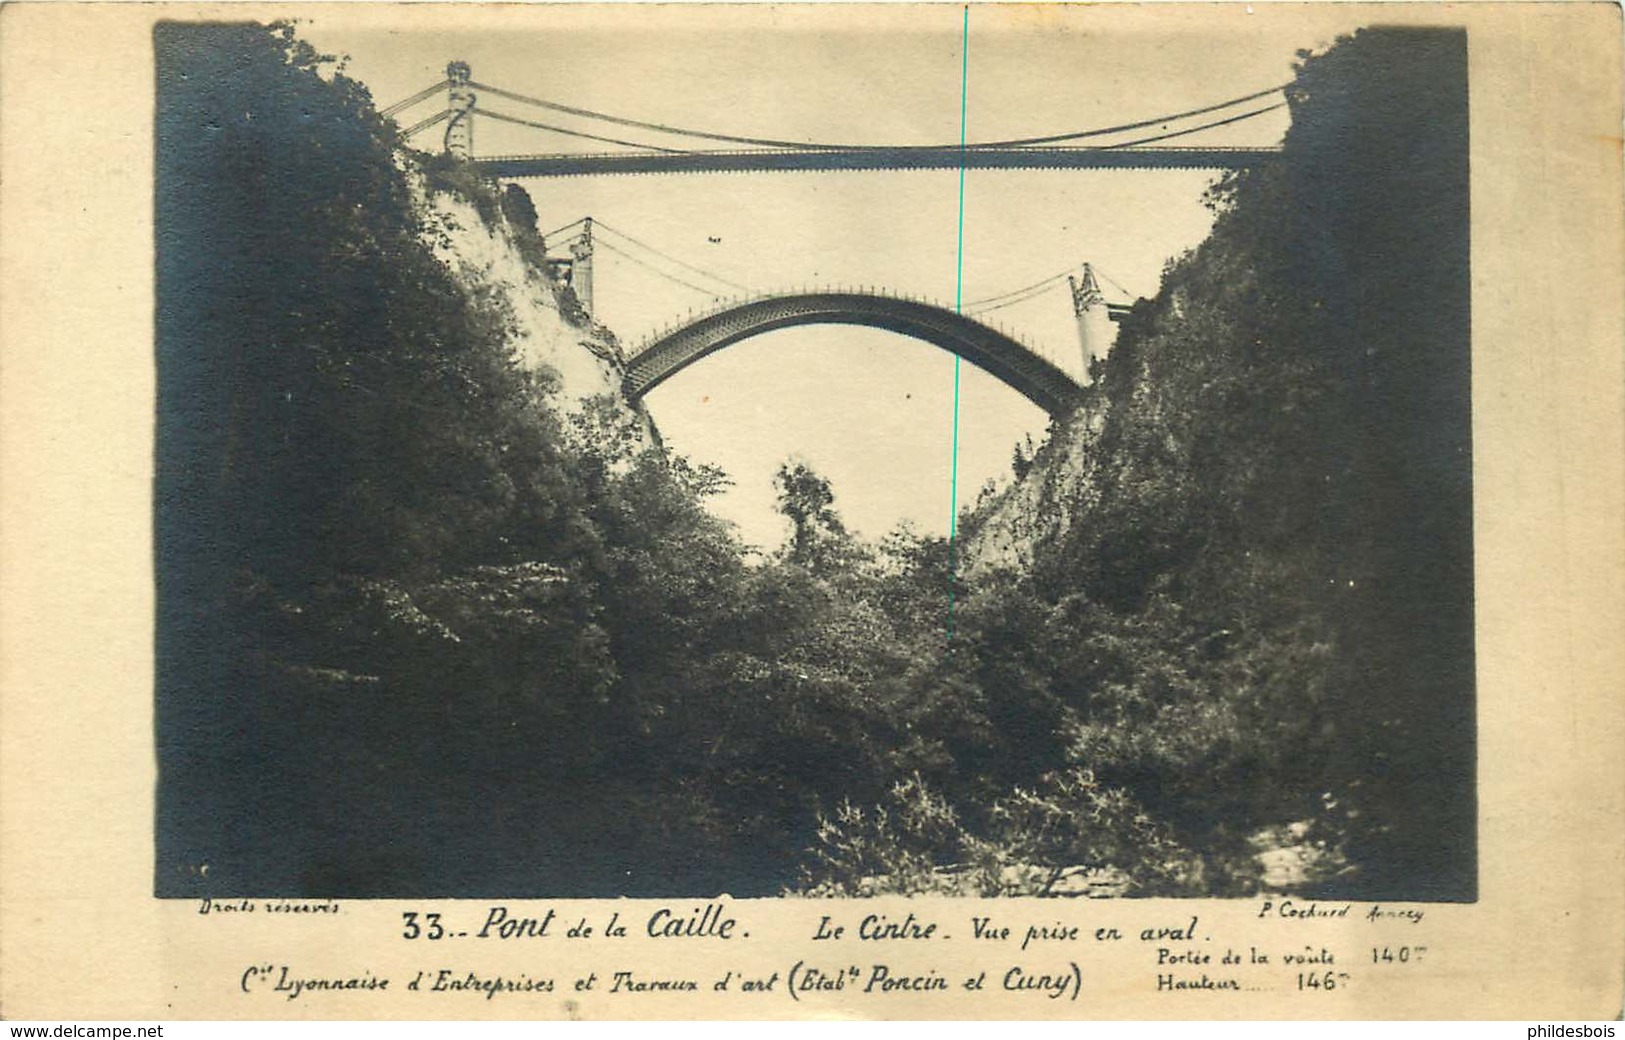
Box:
left=298, top=6, right=1351, bottom=550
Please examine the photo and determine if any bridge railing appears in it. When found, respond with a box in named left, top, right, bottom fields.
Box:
left=620, top=287, right=1090, bottom=415
left=627, top=285, right=1046, bottom=360
left=624, top=286, right=1096, bottom=381
left=476, top=144, right=1285, bottom=164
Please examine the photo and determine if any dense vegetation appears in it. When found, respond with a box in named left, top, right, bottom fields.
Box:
left=157, top=24, right=1471, bottom=899
left=945, top=27, right=1473, bottom=899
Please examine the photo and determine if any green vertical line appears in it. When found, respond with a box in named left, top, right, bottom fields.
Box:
left=947, top=4, right=969, bottom=643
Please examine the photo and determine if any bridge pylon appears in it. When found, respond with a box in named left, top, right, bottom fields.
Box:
left=445, top=61, right=476, bottom=158
left=1069, top=262, right=1116, bottom=378
left=569, top=218, right=595, bottom=317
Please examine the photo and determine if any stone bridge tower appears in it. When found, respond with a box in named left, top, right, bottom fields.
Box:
left=445, top=61, right=476, bottom=159
left=1068, top=262, right=1116, bottom=378
left=569, top=218, right=595, bottom=318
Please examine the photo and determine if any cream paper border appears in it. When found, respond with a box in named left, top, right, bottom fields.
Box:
left=1, top=2, right=1621, bottom=1021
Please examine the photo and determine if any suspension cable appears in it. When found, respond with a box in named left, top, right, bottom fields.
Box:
left=479, top=107, right=690, bottom=154
left=468, top=77, right=1289, bottom=152
left=968, top=83, right=1287, bottom=148
left=470, top=80, right=856, bottom=150
left=542, top=216, right=587, bottom=241
left=965, top=268, right=1071, bottom=309
left=1100, top=101, right=1286, bottom=149
left=591, top=220, right=755, bottom=294
left=967, top=283, right=1061, bottom=316
left=594, top=238, right=730, bottom=298
left=401, top=109, right=451, bottom=138
left=382, top=79, right=449, bottom=117
left=1094, top=266, right=1134, bottom=298
left=965, top=256, right=1147, bottom=315
left=968, top=281, right=1067, bottom=316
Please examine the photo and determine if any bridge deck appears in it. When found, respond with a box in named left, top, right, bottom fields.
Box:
left=622, top=291, right=1085, bottom=417
left=476, top=146, right=1282, bottom=178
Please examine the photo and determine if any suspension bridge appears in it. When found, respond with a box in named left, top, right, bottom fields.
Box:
left=386, top=62, right=1286, bottom=176
left=386, top=63, right=1277, bottom=411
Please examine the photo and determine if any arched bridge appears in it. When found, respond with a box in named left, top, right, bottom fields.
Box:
left=622, top=291, right=1085, bottom=417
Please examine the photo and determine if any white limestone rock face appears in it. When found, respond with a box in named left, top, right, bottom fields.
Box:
left=407, top=164, right=656, bottom=446
left=961, top=395, right=1109, bottom=579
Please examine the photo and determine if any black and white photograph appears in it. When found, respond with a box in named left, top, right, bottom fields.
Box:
left=152, top=8, right=1476, bottom=903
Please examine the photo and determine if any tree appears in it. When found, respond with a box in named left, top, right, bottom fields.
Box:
left=1011, top=433, right=1037, bottom=480
left=773, top=459, right=849, bottom=569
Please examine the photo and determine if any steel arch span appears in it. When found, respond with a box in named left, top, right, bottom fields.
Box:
left=622, top=291, right=1084, bottom=417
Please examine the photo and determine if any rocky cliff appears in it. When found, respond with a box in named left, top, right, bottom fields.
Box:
left=961, top=390, right=1106, bottom=579
left=410, top=163, right=657, bottom=446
